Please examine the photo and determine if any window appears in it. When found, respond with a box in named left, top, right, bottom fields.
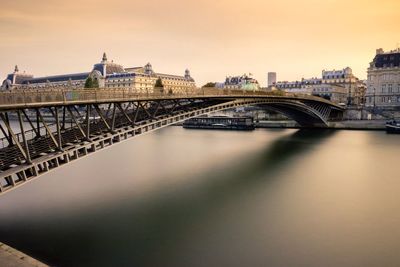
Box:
left=389, top=84, right=393, bottom=93
left=382, top=84, right=386, bottom=93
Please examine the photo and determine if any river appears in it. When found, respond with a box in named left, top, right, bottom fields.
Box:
left=0, top=127, right=399, bottom=267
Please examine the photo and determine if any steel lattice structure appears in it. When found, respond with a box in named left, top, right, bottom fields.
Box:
left=0, top=87, right=344, bottom=195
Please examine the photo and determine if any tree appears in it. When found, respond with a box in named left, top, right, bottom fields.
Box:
left=154, top=78, right=164, bottom=93
left=85, top=77, right=99, bottom=89
left=202, top=82, right=216, bottom=88
left=155, top=78, right=164, bottom=88
left=92, top=78, right=99, bottom=88
left=84, top=77, right=93, bottom=89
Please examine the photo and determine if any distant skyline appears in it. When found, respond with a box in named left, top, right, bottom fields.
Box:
left=0, top=0, right=399, bottom=86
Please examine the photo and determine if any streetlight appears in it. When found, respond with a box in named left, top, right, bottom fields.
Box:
left=373, top=87, right=376, bottom=111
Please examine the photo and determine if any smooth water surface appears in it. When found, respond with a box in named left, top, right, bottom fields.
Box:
left=0, top=127, right=400, bottom=267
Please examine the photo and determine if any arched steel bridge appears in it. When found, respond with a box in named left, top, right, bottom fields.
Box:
left=0, top=87, right=344, bottom=195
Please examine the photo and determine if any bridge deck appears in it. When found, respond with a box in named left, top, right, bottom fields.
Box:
left=0, top=87, right=343, bottom=111
left=0, top=87, right=344, bottom=196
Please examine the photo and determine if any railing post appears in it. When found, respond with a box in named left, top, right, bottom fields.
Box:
left=62, top=88, right=66, bottom=104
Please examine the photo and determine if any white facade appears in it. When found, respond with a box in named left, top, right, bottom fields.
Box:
left=366, top=48, right=400, bottom=108
left=275, top=67, right=365, bottom=105
left=1, top=53, right=196, bottom=93
left=224, top=74, right=260, bottom=90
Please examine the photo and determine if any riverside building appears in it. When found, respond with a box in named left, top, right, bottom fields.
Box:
left=322, top=67, right=365, bottom=105
left=223, top=74, right=260, bottom=90
left=1, top=53, right=196, bottom=93
left=366, top=48, right=400, bottom=109
left=275, top=67, right=365, bottom=105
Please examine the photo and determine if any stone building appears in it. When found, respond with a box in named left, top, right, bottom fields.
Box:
left=366, top=48, right=400, bottom=109
left=276, top=78, right=321, bottom=96
left=224, top=74, right=260, bottom=90
left=322, top=67, right=365, bottom=105
left=1, top=53, right=196, bottom=93
left=311, top=84, right=347, bottom=104
left=275, top=67, right=365, bottom=105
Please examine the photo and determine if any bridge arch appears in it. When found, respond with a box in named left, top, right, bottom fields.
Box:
left=0, top=88, right=343, bottom=195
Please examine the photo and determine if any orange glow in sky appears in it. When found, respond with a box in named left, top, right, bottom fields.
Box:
left=0, top=0, right=399, bottom=86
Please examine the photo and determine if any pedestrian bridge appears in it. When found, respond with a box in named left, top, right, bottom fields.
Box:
left=0, top=87, right=344, bottom=195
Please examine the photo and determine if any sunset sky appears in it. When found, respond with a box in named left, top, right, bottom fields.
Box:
left=0, top=0, right=399, bottom=86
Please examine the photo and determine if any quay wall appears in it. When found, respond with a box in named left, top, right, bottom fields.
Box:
left=0, top=242, right=48, bottom=267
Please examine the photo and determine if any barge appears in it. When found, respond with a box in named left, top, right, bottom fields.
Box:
left=183, top=116, right=255, bottom=130
left=386, top=120, right=400, bottom=134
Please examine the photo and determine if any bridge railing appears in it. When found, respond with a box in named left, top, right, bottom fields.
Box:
left=0, top=87, right=341, bottom=110
left=0, top=87, right=275, bottom=108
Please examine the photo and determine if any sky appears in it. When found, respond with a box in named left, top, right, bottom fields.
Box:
left=0, top=0, right=399, bottom=87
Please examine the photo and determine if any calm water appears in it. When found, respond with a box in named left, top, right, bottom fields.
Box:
left=0, top=127, right=400, bottom=267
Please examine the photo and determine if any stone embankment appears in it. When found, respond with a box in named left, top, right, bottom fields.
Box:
left=256, top=120, right=386, bottom=130
left=0, top=242, right=48, bottom=267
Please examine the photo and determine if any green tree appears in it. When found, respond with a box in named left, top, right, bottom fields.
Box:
left=154, top=78, right=164, bottom=93
left=202, top=82, right=216, bottom=88
left=155, top=78, right=164, bottom=88
left=92, top=78, right=99, bottom=88
left=84, top=77, right=93, bottom=89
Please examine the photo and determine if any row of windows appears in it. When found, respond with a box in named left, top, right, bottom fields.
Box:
left=381, top=84, right=400, bottom=93
left=107, top=78, right=193, bottom=86
left=367, top=96, right=400, bottom=103
left=382, top=64, right=399, bottom=68
left=383, top=56, right=396, bottom=61
left=370, top=74, right=400, bottom=81
left=313, top=88, right=346, bottom=93
left=23, top=81, right=84, bottom=88
left=108, top=78, right=153, bottom=83
left=323, top=74, right=345, bottom=79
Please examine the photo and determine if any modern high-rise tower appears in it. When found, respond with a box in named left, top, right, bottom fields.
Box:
left=268, top=72, right=277, bottom=86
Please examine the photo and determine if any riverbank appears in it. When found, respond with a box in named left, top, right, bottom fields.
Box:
left=255, top=120, right=386, bottom=130
left=0, top=242, right=48, bottom=267
left=175, top=120, right=387, bottom=130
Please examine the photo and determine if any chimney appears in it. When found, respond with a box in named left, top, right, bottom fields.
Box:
left=376, top=48, right=384, bottom=55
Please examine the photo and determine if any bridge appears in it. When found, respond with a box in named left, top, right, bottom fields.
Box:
left=0, top=87, right=344, bottom=195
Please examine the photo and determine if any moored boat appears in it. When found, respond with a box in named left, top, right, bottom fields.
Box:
left=183, top=116, right=255, bottom=130
left=386, top=120, right=400, bottom=134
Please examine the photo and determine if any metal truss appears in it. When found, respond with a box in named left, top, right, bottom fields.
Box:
left=0, top=94, right=344, bottom=196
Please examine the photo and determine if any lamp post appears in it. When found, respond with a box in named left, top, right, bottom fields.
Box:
left=373, top=87, right=376, bottom=112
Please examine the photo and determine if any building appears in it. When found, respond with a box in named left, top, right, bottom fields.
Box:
left=1, top=53, right=196, bottom=93
left=267, top=72, right=276, bottom=86
left=311, top=84, right=347, bottom=104
left=275, top=77, right=321, bottom=95
left=275, top=67, right=365, bottom=105
left=224, top=74, right=260, bottom=90
left=366, top=48, right=400, bottom=109
left=322, top=67, right=365, bottom=105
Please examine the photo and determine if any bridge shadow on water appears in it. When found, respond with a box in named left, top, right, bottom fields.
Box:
left=0, top=129, right=337, bottom=267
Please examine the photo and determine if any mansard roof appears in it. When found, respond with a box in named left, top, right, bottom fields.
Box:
left=156, top=72, right=194, bottom=81
left=373, top=52, right=400, bottom=68
left=22, top=72, right=90, bottom=84
left=125, top=67, right=144, bottom=72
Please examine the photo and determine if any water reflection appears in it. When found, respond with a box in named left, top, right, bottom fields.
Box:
left=0, top=128, right=336, bottom=266
left=1, top=128, right=400, bottom=267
